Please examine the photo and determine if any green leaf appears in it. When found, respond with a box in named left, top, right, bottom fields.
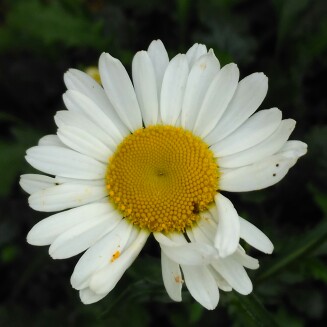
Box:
left=0, top=111, right=21, bottom=123
left=274, top=308, right=305, bottom=327
left=305, top=258, right=327, bottom=284
left=0, top=245, right=19, bottom=263
left=126, top=255, right=162, bottom=284
left=257, top=218, right=327, bottom=282
left=273, top=0, right=310, bottom=48
left=0, top=141, right=25, bottom=197
left=189, top=302, right=204, bottom=324
left=308, top=184, right=327, bottom=215
left=230, top=293, right=279, bottom=327
left=0, top=126, right=41, bottom=197
left=0, top=0, right=106, bottom=52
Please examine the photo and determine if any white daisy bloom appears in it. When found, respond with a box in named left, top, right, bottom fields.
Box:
left=20, top=40, right=307, bottom=310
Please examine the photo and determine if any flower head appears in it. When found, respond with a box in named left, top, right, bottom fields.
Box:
left=20, top=40, right=307, bottom=309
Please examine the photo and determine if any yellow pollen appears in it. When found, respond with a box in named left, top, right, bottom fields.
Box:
left=106, top=125, right=219, bottom=233
left=110, top=250, right=121, bottom=262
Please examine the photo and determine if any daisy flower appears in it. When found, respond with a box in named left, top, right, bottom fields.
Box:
left=20, top=40, right=307, bottom=310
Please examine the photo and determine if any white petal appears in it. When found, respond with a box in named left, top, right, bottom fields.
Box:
left=160, top=54, right=189, bottom=125
left=147, top=40, right=169, bottom=96
left=63, top=90, right=124, bottom=145
left=38, top=135, right=66, bottom=147
left=99, top=53, right=142, bottom=132
left=193, top=63, right=239, bottom=137
left=212, top=257, right=253, bottom=295
left=26, top=146, right=106, bottom=180
left=132, top=51, right=159, bottom=126
left=208, top=205, right=219, bottom=223
left=239, top=217, right=274, bottom=254
left=64, top=69, right=129, bottom=136
left=196, top=212, right=217, bottom=241
left=27, top=202, right=114, bottom=246
left=181, top=50, right=220, bottom=131
left=54, top=176, right=105, bottom=187
left=232, top=247, right=259, bottom=270
left=181, top=265, right=219, bottom=310
left=214, top=193, right=240, bottom=257
left=277, top=140, right=308, bottom=158
left=218, top=119, right=296, bottom=168
left=185, top=43, right=207, bottom=67
left=28, top=183, right=106, bottom=212
left=20, top=174, right=56, bottom=195
left=49, top=211, right=120, bottom=259
left=89, top=230, right=149, bottom=294
left=80, top=288, right=108, bottom=304
left=211, top=108, right=282, bottom=156
left=54, top=110, right=116, bottom=150
left=208, top=266, right=232, bottom=292
left=57, top=125, right=112, bottom=163
left=219, top=152, right=298, bottom=192
left=161, top=250, right=182, bottom=302
left=71, top=219, right=133, bottom=290
left=167, top=232, right=189, bottom=244
left=205, top=73, right=268, bottom=145
left=190, top=225, right=211, bottom=245
left=154, top=232, right=217, bottom=265
left=185, top=229, right=196, bottom=243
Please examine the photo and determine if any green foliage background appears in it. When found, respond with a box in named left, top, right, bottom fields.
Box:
left=0, top=0, right=326, bottom=326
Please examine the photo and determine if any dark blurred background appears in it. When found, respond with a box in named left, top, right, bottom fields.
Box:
left=0, top=0, right=326, bottom=326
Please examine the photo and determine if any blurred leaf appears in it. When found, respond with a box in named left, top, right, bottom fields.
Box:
left=0, top=0, right=106, bottom=52
left=308, top=184, right=327, bottom=215
left=305, top=258, right=327, bottom=284
left=0, top=111, right=21, bottom=123
left=0, top=220, right=19, bottom=245
left=176, top=0, right=191, bottom=23
left=127, top=255, right=162, bottom=284
left=176, top=0, right=191, bottom=43
left=189, top=302, right=204, bottom=324
left=273, top=0, right=310, bottom=49
left=0, top=126, right=41, bottom=197
left=230, top=293, right=279, bottom=327
left=0, top=141, right=25, bottom=197
left=103, top=301, right=150, bottom=327
left=258, top=218, right=327, bottom=281
left=274, top=308, right=305, bottom=327
left=196, top=5, right=257, bottom=65
left=298, top=19, right=327, bottom=60
left=0, top=245, right=19, bottom=263
left=100, top=279, right=169, bottom=319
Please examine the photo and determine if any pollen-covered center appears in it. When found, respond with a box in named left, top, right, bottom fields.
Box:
left=106, top=125, right=219, bottom=233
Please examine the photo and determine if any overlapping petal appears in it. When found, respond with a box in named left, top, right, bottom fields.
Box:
left=161, top=251, right=183, bottom=302
left=132, top=51, right=159, bottom=126
left=181, top=50, right=220, bottom=131
left=99, top=53, right=143, bottom=132
left=26, top=146, right=107, bottom=180
left=194, top=63, right=239, bottom=138
left=147, top=40, right=169, bottom=97
left=64, top=68, right=129, bottom=136
left=160, top=54, right=189, bottom=125
left=27, top=202, right=115, bottom=246
left=205, top=72, right=268, bottom=145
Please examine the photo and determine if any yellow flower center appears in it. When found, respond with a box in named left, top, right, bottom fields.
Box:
left=106, top=125, right=219, bottom=233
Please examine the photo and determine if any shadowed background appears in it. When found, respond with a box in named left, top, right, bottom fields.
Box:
left=0, top=0, right=326, bottom=326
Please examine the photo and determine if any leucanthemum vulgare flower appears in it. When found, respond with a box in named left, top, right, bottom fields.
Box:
left=20, top=40, right=307, bottom=310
